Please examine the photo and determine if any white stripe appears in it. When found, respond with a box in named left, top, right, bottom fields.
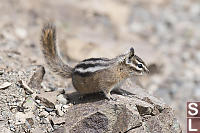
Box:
left=75, top=66, right=109, bottom=73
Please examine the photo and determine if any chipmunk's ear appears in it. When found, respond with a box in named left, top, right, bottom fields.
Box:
left=125, top=47, right=135, bottom=65
left=124, top=47, right=135, bottom=64
left=129, top=47, right=135, bottom=58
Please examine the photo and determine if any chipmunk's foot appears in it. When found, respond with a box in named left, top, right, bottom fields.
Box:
left=104, top=92, right=117, bottom=101
left=112, top=88, right=128, bottom=96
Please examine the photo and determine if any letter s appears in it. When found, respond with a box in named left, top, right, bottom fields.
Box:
left=188, top=103, right=198, bottom=116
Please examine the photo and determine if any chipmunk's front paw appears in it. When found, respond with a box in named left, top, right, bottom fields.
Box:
left=104, top=93, right=117, bottom=101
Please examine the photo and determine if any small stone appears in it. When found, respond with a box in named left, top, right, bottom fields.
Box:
left=57, top=94, right=68, bottom=104
left=0, top=69, right=4, bottom=75
left=15, top=112, right=34, bottom=124
left=49, top=111, right=56, bottom=116
left=0, top=82, right=12, bottom=90
left=23, top=97, right=36, bottom=110
left=136, top=105, right=153, bottom=116
left=35, top=99, right=40, bottom=104
left=39, top=110, right=49, bottom=117
left=55, top=104, right=64, bottom=116
left=27, top=65, right=45, bottom=91
left=45, top=107, right=54, bottom=112
left=62, top=104, right=71, bottom=113
left=35, top=91, right=59, bottom=108
left=10, top=125, right=15, bottom=132
left=51, top=117, right=65, bottom=125
left=19, top=80, right=34, bottom=94
left=63, top=104, right=71, bottom=109
left=25, top=118, right=34, bottom=128
left=35, top=95, right=55, bottom=109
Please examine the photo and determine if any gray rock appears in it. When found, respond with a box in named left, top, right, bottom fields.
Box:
left=0, top=82, right=12, bottom=90
left=35, top=91, right=59, bottom=110
left=35, top=95, right=55, bottom=109
left=19, top=80, right=34, bottom=94
left=57, top=94, right=68, bottom=105
left=24, top=65, right=45, bottom=91
left=57, top=81, right=182, bottom=133
left=55, top=104, right=64, bottom=116
left=51, top=117, right=65, bottom=125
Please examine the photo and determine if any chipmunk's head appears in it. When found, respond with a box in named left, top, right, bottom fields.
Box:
left=124, top=47, right=149, bottom=75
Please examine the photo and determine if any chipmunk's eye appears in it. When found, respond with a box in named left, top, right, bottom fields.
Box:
left=137, top=64, right=143, bottom=68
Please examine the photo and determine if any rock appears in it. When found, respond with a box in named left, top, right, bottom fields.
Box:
left=58, top=82, right=182, bottom=133
left=19, top=80, right=34, bottom=94
left=55, top=104, right=64, bottom=116
left=51, top=117, right=65, bottom=125
left=28, top=65, right=45, bottom=90
left=15, top=112, right=34, bottom=125
left=25, top=118, right=34, bottom=128
left=24, top=65, right=45, bottom=91
left=143, top=108, right=182, bottom=133
left=23, top=97, right=36, bottom=111
left=35, top=93, right=56, bottom=109
left=0, top=69, right=4, bottom=75
left=35, top=91, right=59, bottom=109
left=38, top=110, right=49, bottom=117
left=0, top=82, right=12, bottom=90
left=57, top=94, right=68, bottom=105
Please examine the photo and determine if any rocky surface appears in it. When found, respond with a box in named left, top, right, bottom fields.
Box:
left=0, top=56, right=181, bottom=132
left=0, top=0, right=199, bottom=132
left=57, top=85, right=181, bottom=133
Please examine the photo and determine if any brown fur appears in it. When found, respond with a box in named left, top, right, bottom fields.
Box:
left=41, top=23, right=72, bottom=78
left=72, top=63, right=130, bottom=95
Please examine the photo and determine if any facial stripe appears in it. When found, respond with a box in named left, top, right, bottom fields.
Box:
left=135, top=59, right=141, bottom=64
left=125, top=56, right=144, bottom=72
left=135, top=55, right=145, bottom=64
left=128, top=65, right=141, bottom=73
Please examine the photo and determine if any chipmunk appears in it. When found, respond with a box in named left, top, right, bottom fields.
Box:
left=40, top=23, right=149, bottom=100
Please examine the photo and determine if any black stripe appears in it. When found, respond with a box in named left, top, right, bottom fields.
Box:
left=82, top=58, right=110, bottom=62
left=75, top=63, right=109, bottom=69
left=73, top=71, right=92, bottom=77
left=135, top=55, right=144, bottom=64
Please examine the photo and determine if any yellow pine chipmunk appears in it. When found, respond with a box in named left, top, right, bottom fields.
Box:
left=40, top=23, right=149, bottom=100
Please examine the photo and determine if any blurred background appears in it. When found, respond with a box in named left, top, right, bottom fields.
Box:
left=1, top=0, right=200, bottom=132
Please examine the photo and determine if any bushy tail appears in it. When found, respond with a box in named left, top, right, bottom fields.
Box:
left=41, top=23, right=72, bottom=78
